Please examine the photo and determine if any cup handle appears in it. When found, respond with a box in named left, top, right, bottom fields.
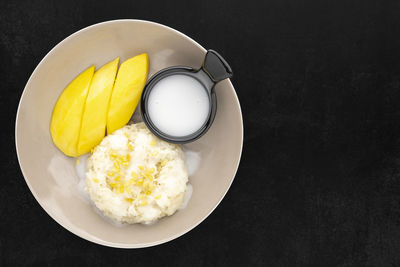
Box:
left=201, top=50, right=233, bottom=83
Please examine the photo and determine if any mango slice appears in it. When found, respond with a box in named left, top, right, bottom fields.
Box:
left=107, top=53, right=149, bottom=134
left=50, top=66, right=95, bottom=157
left=77, top=58, right=119, bottom=155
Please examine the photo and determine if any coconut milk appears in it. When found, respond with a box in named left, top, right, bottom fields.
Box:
left=147, top=74, right=210, bottom=137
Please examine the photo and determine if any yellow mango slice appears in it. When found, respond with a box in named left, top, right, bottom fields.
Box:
left=50, top=66, right=95, bottom=157
left=107, top=53, right=149, bottom=134
left=77, top=58, right=119, bottom=155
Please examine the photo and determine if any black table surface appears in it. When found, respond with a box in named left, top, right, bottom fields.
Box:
left=3, top=0, right=400, bottom=266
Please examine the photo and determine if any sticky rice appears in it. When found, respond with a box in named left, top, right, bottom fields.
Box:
left=85, top=122, right=188, bottom=224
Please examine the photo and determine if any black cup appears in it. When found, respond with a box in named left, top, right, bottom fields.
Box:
left=141, top=49, right=233, bottom=144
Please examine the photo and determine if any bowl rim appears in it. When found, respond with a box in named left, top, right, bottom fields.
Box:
left=15, top=19, right=244, bottom=248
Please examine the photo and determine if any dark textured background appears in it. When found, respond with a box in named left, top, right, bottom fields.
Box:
left=2, top=0, right=400, bottom=266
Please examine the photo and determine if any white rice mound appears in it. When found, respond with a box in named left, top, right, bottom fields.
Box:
left=85, top=122, right=188, bottom=224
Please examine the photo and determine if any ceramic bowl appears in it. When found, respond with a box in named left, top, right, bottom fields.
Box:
left=15, top=20, right=243, bottom=248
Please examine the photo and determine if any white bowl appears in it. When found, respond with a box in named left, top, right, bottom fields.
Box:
left=15, top=20, right=243, bottom=248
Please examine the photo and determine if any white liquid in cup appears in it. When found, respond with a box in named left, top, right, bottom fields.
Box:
left=147, top=74, right=210, bottom=137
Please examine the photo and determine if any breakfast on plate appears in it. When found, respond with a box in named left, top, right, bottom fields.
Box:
left=49, top=49, right=232, bottom=225
left=50, top=53, right=191, bottom=224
